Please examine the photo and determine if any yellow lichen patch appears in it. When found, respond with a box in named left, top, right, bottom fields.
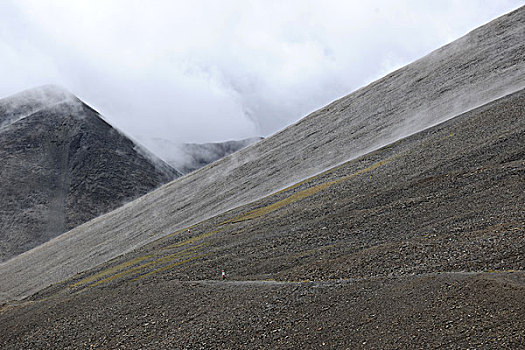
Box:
left=132, top=253, right=211, bottom=282
left=272, top=161, right=348, bottom=197
left=335, top=157, right=395, bottom=184
left=163, top=229, right=223, bottom=250
left=228, top=182, right=333, bottom=223
left=231, top=228, right=246, bottom=236
left=76, top=244, right=207, bottom=289
left=88, top=249, right=201, bottom=288
left=225, top=156, right=397, bottom=224
left=487, top=269, right=517, bottom=273
left=70, top=254, right=154, bottom=288
left=272, top=174, right=328, bottom=197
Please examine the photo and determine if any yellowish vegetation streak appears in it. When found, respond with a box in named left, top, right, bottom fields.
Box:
left=333, top=156, right=395, bottom=184
left=272, top=161, right=349, bottom=197
left=487, top=269, right=518, bottom=273
left=229, top=182, right=333, bottom=223
left=88, top=249, right=199, bottom=288
left=131, top=253, right=211, bottom=282
left=71, top=227, right=223, bottom=290
left=272, top=175, right=326, bottom=197
left=163, top=229, right=223, bottom=250
left=226, top=156, right=397, bottom=224
left=75, top=244, right=207, bottom=289
left=70, top=254, right=154, bottom=288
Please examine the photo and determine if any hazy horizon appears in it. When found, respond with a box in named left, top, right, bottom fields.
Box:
left=0, top=1, right=522, bottom=144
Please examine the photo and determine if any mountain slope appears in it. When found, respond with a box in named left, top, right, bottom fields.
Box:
left=0, top=86, right=180, bottom=262
left=143, top=137, right=263, bottom=174
left=0, top=6, right=524, bottom=302
left=1, top=85, right=523, bottom=349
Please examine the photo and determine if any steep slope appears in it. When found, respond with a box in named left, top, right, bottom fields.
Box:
left=0, top=6, right=524, bottom=302
left=1, top=86, right=523, bottom=349
left=143, top=137, right=263, bottom=174
left=0, top=86, right=180, bottom=262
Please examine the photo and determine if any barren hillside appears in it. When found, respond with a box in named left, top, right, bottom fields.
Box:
left=1, top=6, right=522, bottom=303
left=1, top=85, right=523, bottom=349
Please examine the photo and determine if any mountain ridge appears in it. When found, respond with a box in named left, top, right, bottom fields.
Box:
left=1, top=85, right=523, bottom=348
left=0, top=6, right=523, bottom=302
left=142, top=137, right=263, bottom=174
left=0, top=87, right=180, bottom=262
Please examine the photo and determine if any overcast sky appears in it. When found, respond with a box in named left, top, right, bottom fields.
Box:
left=0, top=1, right=522, bottom=144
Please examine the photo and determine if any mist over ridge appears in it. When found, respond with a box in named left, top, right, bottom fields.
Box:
left=0, top=86, right=180, bottom=262
left=0, top=5, right=523, bottom=304
left=1, top=2, right=522, bottom=145
left=141, top=137, right=264, bottom=174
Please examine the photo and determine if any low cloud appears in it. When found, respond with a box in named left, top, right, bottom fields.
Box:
left=0, top=1, right=521, bottom=144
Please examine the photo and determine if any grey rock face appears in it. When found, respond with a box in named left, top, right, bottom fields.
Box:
left=0, top=85, right=180, bottom=262
left=144, top=137, right=263, bottom=174
left=0, top=7, right=524, bottom=302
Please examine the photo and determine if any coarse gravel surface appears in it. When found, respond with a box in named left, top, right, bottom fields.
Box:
left=2, top=273, right=524, bottom=349
left=1, top=6, right=523, bottom=302
left=1, top=84, right=523, bottom=349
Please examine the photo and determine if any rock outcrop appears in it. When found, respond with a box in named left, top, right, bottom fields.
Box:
left=0, top=85, right=180, bottom=262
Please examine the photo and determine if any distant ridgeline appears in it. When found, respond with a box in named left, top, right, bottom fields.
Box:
left=142, top=137, right=264, bottom=174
